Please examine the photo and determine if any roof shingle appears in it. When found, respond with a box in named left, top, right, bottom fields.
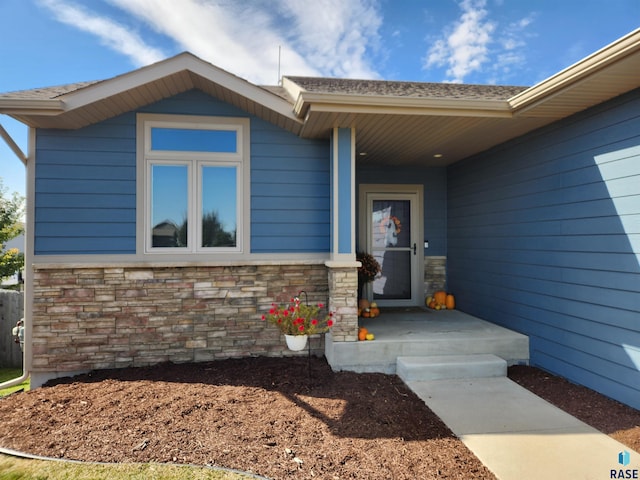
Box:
left=284, top=76, right=529, bottom=100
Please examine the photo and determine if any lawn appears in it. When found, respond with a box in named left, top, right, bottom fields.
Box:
left=0, top=369, right=29, bottom=397
left=0, top=454, right=254, bottom=479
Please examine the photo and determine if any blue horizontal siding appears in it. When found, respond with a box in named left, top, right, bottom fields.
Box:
left=251, top=116, right=330, bottom=253
left=35, top=89, right=331, bottom=255
left=447, top=88, right=640, bottom=409
left=35, top=113, right=138, bottom=255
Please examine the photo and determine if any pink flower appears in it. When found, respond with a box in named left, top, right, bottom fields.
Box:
left=311, top=319, right=318, bottom=325
left=261, top=315, right=266, bottom=321
left=327, top=319, right=334, bottom=327
left=298, top=325, right=305, bottom=332
left=318, top=303, right=324, bottom=308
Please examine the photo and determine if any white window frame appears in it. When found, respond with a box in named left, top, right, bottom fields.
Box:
left=137, top=113, right=250, bottom=257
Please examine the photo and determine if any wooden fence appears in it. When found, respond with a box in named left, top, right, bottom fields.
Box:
left=0, top=289, right=24, bottom=368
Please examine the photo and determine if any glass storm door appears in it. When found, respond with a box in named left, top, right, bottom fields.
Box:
left=365, top=191, right=420, bottom=306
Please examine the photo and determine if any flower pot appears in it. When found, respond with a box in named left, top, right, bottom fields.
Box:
left=284, top=334, right=308, bottom=351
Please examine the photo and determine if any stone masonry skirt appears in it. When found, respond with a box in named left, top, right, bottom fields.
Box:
left=31, top=263, right=337, bottom=374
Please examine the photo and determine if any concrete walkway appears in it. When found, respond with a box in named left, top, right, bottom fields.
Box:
left=406, top=376, right=638, bottom=480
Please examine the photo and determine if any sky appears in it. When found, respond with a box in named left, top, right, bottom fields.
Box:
left=1, top=0, right=638, bottom=199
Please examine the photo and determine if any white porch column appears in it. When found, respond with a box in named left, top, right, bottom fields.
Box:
left=326, top=127, right=358, bottom=344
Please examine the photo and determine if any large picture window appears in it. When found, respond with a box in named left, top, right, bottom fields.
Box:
left=140, top=115, right=249, bottom=254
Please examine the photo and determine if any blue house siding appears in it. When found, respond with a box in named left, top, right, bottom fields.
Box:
left=250, top=118, right=329, bottom=253
left=34, top=89, right=330, bottom=255
left=35, top=116, right=137, bottom=254
left=357, top=165, right=447, bottom=257
left=447, top=89, right=640, bottom=409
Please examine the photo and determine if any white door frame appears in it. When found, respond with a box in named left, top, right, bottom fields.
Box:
left=358, top=184, right=424, bottom=306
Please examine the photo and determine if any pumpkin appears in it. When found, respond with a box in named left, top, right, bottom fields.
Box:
left=362, top=309, right=371, bottom=318
left=358, top=327, right=368, bottom=341
left=434, top=291, right=447, bottom=305
left=445, top=294, right=456, bottom=310
left=428, top=300, right=437, bottom=309
left=370, top=307, right=380, bottom=317
left=358, top=298, right=370, bottom=310
left=425, top=296, right=433, bottom=307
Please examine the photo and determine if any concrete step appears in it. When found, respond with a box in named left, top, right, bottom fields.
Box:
left=396, top=354, right=507, bottom=382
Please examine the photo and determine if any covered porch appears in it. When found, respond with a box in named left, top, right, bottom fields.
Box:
left=325, top=308, right=529, bottom=376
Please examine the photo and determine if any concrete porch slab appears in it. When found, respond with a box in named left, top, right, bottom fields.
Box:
left=325, top=309, right=529, bottom=374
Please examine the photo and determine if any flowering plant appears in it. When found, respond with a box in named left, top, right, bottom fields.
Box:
left=356, top=251, right=381, bottom=284
left=262, top=295, right=334, bottom=336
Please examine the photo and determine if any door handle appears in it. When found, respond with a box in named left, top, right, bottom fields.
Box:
left=413, top=243, right=416, bottom=255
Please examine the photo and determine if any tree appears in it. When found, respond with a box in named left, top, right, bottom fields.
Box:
left=0, top=179, right=24, bottom=281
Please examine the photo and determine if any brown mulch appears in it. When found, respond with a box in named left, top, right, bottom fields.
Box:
left=0, top=358, right=637, bottom=480
left=507, top=365, right=640, bottom=453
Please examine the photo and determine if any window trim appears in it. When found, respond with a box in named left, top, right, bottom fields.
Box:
left=137, top=113, right=250, bottom=258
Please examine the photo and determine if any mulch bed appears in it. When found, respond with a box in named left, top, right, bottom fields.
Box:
left=0, top=357, right=637, bottom=479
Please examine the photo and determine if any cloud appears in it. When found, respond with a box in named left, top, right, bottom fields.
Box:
left=424, top=0, right=495, bottom=83
left=424, top=1, right=535, bottom=84
left=275, top=0, right=383, bottom=79
left=40, top=0, right=384, bottom=85
left=38, top=0, right=166, bottom=67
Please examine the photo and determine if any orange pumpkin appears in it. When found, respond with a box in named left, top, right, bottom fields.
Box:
left=370, top=307, right=380, bottom=317
left=434, top=291, right=447, bottom=305
left=428, top=300, right=437, bottom=309
left=445, top=294, right=456, bottom=310
left=358, top=299, right=370, bottom=310
left=358, top=327, right=368, bottom=341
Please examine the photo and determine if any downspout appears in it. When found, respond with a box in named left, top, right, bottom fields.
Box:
left=0, top=125, right=32, bottom=390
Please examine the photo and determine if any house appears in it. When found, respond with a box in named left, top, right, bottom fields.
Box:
left=0, top=29, right=638, bottom=409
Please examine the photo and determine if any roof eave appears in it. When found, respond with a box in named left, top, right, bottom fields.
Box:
left=510, top=28, right=640, bottom=114
left=295, top=92, right=513, bottom=119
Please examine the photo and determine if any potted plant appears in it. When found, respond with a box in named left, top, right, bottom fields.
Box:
left=356, top=251, right=381, bottom=300
left=262, top=294, right=334, bottom=351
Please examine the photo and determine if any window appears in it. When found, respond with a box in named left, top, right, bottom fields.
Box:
left=139, top=115, right=249, bottom=254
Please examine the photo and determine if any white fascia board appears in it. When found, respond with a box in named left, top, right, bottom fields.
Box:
left=301, top=93, right=513, bottom=118
left=60, top=52, right=301, bottom=125
left=510, top=28, right=640, bottom=112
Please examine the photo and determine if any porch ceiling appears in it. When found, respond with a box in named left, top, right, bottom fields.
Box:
left=300, top=109, right=552, bottom=167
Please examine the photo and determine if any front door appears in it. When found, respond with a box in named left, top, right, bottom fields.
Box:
left=360, top=185, right=423, bottom=307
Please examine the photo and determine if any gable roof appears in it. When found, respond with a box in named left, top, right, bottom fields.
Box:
left=0, top=53, right=302, bottom=132
left=1, top=28, right=639, bottom=166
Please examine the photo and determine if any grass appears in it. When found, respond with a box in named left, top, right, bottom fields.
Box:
left=0, top=369, right=29, bottom=397
left=0, top=454, right=255, bottom=479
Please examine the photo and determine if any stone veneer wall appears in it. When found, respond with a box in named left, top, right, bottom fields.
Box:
left=326, top=265, right=359, bottom=342
left=31, top=263, right=330, bottom=374
left=424, top=256, right=447, bottom=298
